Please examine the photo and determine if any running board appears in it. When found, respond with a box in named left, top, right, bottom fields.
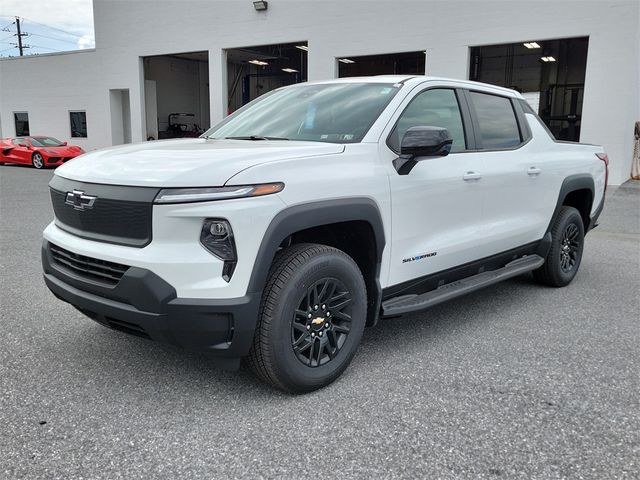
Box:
left=382, top=255, right=544, bottom=317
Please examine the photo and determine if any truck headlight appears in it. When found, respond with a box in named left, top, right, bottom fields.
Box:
left=154, top=183, right=284, bottom=204
left=201, top=219, right=237, bottom=282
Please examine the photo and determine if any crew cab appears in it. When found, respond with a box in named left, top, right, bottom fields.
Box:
left=42, top=76, right=608, bottom=392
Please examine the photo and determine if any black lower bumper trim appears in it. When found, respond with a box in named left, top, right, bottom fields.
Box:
left=43, top=241, right=259, bottom=366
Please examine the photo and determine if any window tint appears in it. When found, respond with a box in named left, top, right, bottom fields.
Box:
left=70, top=111, right=87, bottom=138
left=388, top=89, right=466, bottom=153
left=469, top=92, right=521, bottom=149
left=14, top=112, right=29, bottom=136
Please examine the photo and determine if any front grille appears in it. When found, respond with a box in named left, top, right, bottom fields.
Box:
left=49, top=243, right=129, bottom=286
left=50, top=184, right=155, bottom=247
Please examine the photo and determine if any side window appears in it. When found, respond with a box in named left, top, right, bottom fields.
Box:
left=70, top=111, right=88, bottom=138
left=388, top=89, right=466, bottom=153
left=14, top=112, right=30, bottom=136
left=468, top=92, right=521, bottom=149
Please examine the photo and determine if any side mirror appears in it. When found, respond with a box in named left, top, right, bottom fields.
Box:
left=62, top=141, right=68, bottom=146
left=19, top=142, right=30, bottom=149
left=393, top=126, right=453, bottom=175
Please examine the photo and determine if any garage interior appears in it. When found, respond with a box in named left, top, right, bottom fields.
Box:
left=469, top=36, right=589, bottom=141
left=337, top=51, right=426, bottom=78
left=226, top=42, right=308, bottom=114
left=143, top=51, right=210, bottom=140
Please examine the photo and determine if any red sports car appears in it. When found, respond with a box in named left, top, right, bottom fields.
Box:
left=0, top=136, right=84, bottom=169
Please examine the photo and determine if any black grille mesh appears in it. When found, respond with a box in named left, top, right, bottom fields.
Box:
left=49, top=243, right=129, bottom=286
left=50, top=188, right=152, bottom=246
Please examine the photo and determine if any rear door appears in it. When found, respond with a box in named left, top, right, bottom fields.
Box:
left=381, top=85, right=485, bottom=287
left=463, top=90, right=549, bottom=252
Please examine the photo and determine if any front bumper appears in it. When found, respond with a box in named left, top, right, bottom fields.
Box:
left=42, top=241, right=259, bottom=368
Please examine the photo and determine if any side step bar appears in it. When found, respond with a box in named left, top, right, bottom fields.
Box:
left=382, top=255, right=545, bottom=317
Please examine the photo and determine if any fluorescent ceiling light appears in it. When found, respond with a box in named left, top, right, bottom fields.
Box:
left=295, top=45, right=309, bottom=51
left=282, top=68, right=298, bottom=73
left=249, top=59, right=269, bottom=65
left=541, top=56, right=556, bottom=62
left=523, top=42, right=541, bottom=49
left=338, top=58, right=355, bottom=64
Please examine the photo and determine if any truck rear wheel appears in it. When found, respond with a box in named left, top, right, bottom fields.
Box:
left=246, top=243, right=367, bottom=393
left=533, top=206, right=585, bottom=287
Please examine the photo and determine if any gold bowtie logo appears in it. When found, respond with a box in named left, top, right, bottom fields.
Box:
left=311, top=317, right=324, bottom=326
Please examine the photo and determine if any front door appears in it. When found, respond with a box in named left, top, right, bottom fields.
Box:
left=381, top=87, right=485, bottom=287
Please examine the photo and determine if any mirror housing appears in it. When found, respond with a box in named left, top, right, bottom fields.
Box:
left=394, top=126, right=453, bottom=175
left=19, top=142, right=31, bottom=149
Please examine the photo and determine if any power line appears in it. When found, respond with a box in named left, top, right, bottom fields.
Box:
left=28, top=32, right=78, bottom=45
left=29, top=44, right=62, bottom=52
left=17, top=17, right=85, bottom=39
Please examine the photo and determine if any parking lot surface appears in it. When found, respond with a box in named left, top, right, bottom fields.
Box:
left=1, top=165, right=639, bottom=479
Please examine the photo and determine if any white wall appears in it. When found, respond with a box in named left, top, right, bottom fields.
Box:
left=0, top=0, right=638, bottom=183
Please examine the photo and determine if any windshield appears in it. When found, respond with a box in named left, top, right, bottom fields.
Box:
left=204, top=82, right=401, bottom=144
left=30, top=137, right=64, bottom=147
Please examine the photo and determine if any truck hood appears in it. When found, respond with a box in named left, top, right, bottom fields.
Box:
left=54, top=138, right=345, bottom=187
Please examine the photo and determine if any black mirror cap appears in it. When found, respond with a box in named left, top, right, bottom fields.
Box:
left=400, top=126, right=453, bottom=158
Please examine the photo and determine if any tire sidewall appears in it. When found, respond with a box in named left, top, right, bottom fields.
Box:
left=550, top=209, right=585, bottom=285
left=267, top=251, right=366, bottom=391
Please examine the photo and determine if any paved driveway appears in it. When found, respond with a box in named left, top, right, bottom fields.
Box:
left=1, top=166, right=638, bottom=479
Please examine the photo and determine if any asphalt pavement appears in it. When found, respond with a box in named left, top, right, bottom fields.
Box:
left=1, top=164, right=639, bottom=479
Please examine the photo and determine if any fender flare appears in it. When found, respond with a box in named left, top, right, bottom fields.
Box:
left=246, top=198, right=386, bottom=323
left=547, top=174, right=595, bottom=234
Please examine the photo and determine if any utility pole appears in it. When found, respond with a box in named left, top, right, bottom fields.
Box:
left=15, top=16, right=28, bottom=56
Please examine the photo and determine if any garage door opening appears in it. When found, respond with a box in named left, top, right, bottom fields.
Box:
left=337, top=51, right=426, bottom=78
left=469, top=37, right=589, bottom=142
left=143, top=51, right=209, bottom=140
left=226, top=42, right=307, bottom=114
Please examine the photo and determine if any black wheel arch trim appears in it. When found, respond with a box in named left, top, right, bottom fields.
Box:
left=548, top=174, right=596, bottom=235
left=247, top=198, right=386, bottom=326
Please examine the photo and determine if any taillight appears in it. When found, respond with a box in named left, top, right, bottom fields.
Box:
left=596, top=153, right=609, bottom=191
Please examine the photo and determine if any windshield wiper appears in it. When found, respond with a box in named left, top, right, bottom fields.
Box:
left=224, top=135, right=289, bottom=141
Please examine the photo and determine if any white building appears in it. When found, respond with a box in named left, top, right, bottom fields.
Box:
left=0, top=0, right=638, bottom=184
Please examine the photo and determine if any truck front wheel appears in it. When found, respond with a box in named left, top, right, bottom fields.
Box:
left=246, top=243, right=367, bottom=393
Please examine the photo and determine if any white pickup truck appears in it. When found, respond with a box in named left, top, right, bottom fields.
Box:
left=42, top=76, right=608, bottom=392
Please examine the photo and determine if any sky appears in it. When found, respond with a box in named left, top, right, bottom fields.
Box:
left=0, top=0, right=95, bottom=57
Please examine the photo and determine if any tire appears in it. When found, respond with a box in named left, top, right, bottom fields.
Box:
left=32, top=153, right=45, bottom=169
left=246, top=243, right=367, bottom=393
left=533, top=206, right=585, bottom=287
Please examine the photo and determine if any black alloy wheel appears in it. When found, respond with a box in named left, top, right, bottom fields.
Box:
left=291, top=278, right=353, bottom=367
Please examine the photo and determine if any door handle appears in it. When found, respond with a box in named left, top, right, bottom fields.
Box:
left=463, top=171, right=482, bottom=181
left=528, top=166, right=542, bottom=176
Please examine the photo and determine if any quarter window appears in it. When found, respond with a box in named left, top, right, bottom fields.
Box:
left=388, top=89, right=466, bottom=153
left=14, top=112, right=29, bottom=136
left=468, top=92, right=521, bottom=149
left=70, top=111, right=87, bottom=138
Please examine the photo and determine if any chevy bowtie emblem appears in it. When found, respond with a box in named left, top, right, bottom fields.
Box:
left=65, top=190, right=97, bottom=211
left=311, top=317, right=324, bottom=326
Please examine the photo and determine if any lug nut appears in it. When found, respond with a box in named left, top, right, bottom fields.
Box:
left=325, top=323, right=329, bottom=328
left=314, top=305, right=318, bottom=310
left=311, top=332, right=315, bottom=337
left=319, top=331, right=323, bottom=337
left=321, top=304, right=326, bottom=309
left=326, top=312, right=330, bottom=316
left=308, top=313, right=312, bottom=318
left=306, top=325, right=310, bottom=330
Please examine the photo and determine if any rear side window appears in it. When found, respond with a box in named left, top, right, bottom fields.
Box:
left=388, top=89, right=466, bottom=153
left=468, top=92, right=521, bottom=149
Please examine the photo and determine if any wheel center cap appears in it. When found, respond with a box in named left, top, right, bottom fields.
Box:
left=310, top=316, right=325, bottom=331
